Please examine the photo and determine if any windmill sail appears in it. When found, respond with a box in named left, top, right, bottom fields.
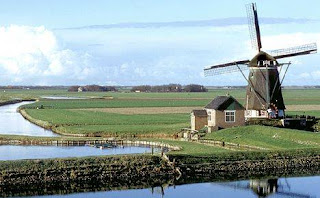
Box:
left=269, top=43, right=317, bottom=59
left=204, top=60, right=250, bottom=76
left=246, top=3, right=262, bottom=51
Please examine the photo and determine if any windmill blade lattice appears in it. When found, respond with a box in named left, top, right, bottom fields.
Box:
left=269, top=43, right=317, bottom=59
left=204, top=63, right=249, bottom=76
left=246, top=3, right=262, bottom=51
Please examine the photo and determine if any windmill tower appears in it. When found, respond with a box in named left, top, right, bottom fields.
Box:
left=204, top=3, right=317, bottom=120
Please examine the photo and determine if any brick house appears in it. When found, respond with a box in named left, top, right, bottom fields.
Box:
left=190, top=96, right=245, bottom=132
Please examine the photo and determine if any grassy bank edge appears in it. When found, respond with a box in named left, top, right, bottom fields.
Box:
left=19, top=109, right=86, bottom=137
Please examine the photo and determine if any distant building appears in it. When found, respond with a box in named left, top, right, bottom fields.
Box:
left=190, top=96, right=245, bottom=132
left=78, top=87, right=83, bottom=92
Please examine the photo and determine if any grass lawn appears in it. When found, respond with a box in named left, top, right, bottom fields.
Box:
left=154, top=139, right=230, bottom=155
left=24, top=109, right=189, bottom=136
left=57, top=123, right=188, bottom=136
left=25, top=109, right=189, bottom=125
left=287, top=110, right=320, bottom=117
left=203, top=125, right=320, bottom=150
left=22, top=99, right=210, bottom=109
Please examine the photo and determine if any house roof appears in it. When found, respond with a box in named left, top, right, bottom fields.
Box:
left=191, top=109, right=207, bottom=116
left=205, top=96, right=244, bottom=110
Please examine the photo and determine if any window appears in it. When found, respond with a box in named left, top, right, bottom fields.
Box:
left=207, top=111, right=211, bottom=121
left=225, top=111, right=235, bottom=122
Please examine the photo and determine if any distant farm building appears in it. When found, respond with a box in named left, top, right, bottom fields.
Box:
left=190, top=96, right=245, bottom=132
left=78, top=87, right=83, bottom=92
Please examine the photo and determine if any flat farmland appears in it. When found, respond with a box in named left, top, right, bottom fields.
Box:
left=81, top=106, right=203, bottom=114
left=23, top=98, right=210, bottom=109
left=12, top=88, right=320, bottom=137
left=24, top=108, right=189, bottom=137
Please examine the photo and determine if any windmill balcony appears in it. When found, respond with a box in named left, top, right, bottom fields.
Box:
left=245, top=110, right=268, bottom=120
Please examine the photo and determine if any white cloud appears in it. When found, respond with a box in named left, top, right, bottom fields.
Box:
left=299, top=72, right=311, bottom=78
left=2, top=24, right=319, bottom=86
left=0, top=25, right=96, bottom=85
left=311, top=70, right=320, bottom=79
left=262, top=32, right=320, bottom=51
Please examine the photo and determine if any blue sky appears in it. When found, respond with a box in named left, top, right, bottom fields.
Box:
left=0, top=0, right=319, bottom=85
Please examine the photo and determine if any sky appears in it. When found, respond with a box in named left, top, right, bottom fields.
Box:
left=0, top=0, right=320, bottom=86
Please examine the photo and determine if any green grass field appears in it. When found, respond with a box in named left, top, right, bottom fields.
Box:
left=152, top=139, right=230, bottom=155
left=1, top=88, right=320, bottom=155
left=203, top=125, right=320, bottom=150
left=24, top=109, right=189, bottom=136
left=287, top=111, right=320, bottom=117
left=14, top=88, right=320, bottom=138
left=25, top=109, right=189, bottom=125
left=22, top=98, right=209, bottom=109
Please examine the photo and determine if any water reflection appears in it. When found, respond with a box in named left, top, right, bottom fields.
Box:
left=3, top=175, right=318, bottom=198
left=250, top=179, right=278, bottom=197
left=0, top=102, right=58, bottom=136
left=218, top=178, right=314, bottom=198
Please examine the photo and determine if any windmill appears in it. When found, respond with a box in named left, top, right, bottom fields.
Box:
left=204, top=3, right=317, bottom=120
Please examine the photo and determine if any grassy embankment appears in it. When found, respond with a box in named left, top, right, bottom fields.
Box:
left=203, top=125, right=320, bottom=150
left=163, top=126, right=320, bottom=164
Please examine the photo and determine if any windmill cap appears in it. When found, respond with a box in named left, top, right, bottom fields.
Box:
left=249, top=51, right=278, bottom=67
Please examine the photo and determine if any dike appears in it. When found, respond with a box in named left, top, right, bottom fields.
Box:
left=0, top=155, right=177, bottom=189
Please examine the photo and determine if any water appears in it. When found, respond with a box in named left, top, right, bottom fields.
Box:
left=0, top=145, right=158, bottom=160
left=41, top=96, right=87, bottom=100
left=0, top=101, right=58, bottom=136
left=15, top=175, right=320, bottom=198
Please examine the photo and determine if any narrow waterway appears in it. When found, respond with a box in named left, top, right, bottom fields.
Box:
left=41, top=96, right=87, bottom=100
left=0, top=102, right=161, bottom=160
left=0, top=101, right=58, bottom=137
left=0, top=145, right=159, bottom=160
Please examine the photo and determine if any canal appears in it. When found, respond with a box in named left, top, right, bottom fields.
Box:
left=0, top=101, right=58, bottom=137
left=0, top=145, right=159, bottom=160
left=0, top=102, right=161, bottom=160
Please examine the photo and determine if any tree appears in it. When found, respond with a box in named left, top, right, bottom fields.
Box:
left=68, top=86, right=80, bottom=92
left=184, top=84, right=208, bottom=92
